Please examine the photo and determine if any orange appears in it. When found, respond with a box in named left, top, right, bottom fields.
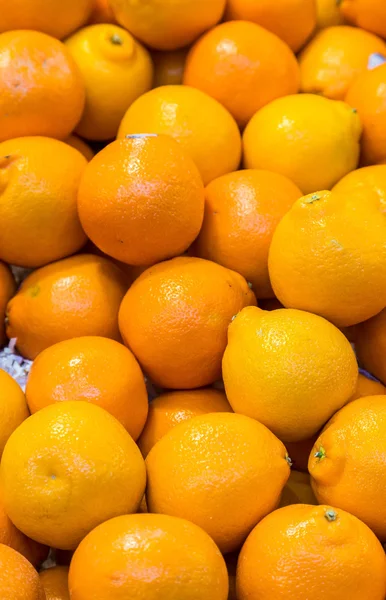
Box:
left=65, top=135, right=94, bottom=161
left=119, top=257, right=255, bottom=389
left=0, top=137, right=87, bottom=268
left=243, top=94, right=361, bottom=194
left=0, top=370, right=29, bottom=458
left=152, top=49, right=187, bottom=87
left=351, top=372, right=386, bottom=400
left=298, top=26, right=386, bottom=100
left=0, top=263, right=15, bottom=346
left=285, top=434, right=318, bottom=472
left=316, top=0, right=347, bottom=28
left=0, top=31, right=85, bottom=142
left=25, top=336, right=148, bottom=440
left=345, top=63, right=386, bottom=166
left=109, top=0, right=226, bottom=50
left=65, top=25, right=153, bottom=141
left=89, top=0, right=117, bottom=24
left=237, top=504, right=386, bottom=600
left=6, top=254, right=128, bottom=360
left=78, top=135, right=204, bottom=266
left=279, top=470, right=317, bottom=507
left=138, top=388, right=232, bottom=457
left=39, top=567, right=69, bottom=600
left=193, top=170, right=302, bottom=299
left=340, top=0, right=386, bottom=39
left=356, top=309, right=386, bottom=385
left=223, top=306, right=357, bottom=442
left=0, top=0, right=92, bottom=39
left=310, top=395, right=386, bottom=540
left=69, top=513, right=228, bottom=599
left=0, top=544, right=45, bottom=600
left=117, top=85, right=242, bottom=185
left=184, top=21, right=300, bottom=128
left=268, top=190, right=386, bottom=327
left=146, top=412, right=290, bottom=553
left=333, top=165, right=386, bottom=212
left=0, top=401, right=146, bottom=550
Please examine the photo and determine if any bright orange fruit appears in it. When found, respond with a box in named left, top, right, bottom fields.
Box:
left=0, top=263, right=15, bottom=346
left=340, top=0, right=386, bottom=39
left=39, top=566, right=69, bottom=600
left=0, top=544, right=46, bottom=600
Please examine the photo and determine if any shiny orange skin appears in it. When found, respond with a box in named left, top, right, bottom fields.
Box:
left=26, top=336, right=148, bottom=440
left=117, top=85, right=242, bottom=186
left=269, top=191, right=386, bottom=327
left=285, top=434, right=319, bottom=472
left=225, top=0, right=316, bottom=53
left=89, top=0, right=117, bottom=24
left=119, top=257, right=256, bottom=389
left=310, top=396, right=386, bottom=540
left=0, top=31, right=85, bottom=142
left=237, top=504, right=386, bottom=600
left=0, top=544, right=46, bottom=600
left=138, top=388, right=232, bottom=457
left=340, top=0, right=386, bottom=39
left=184, top=21, right=300, bottom=128
left=65, top=135, right=94, bottom=161
left=316, top=0, right=347, bottom=29
left=350, top=372, right=386, bottom=400
left=333, top=165, right=386, bottom=213
left=299, top=26, right=386, bottom=100
left=39, top=567, right=69, bottom=600
left=0, top=263, right=15, bottom=346
left=0, top=402, right=146, bottom=550
left=356, top=309, right=386, bottom=385
left=78, top=135, right=204, bottom=266
left=0, top=137, right=87, bottom=268
left=193, top=170, right=302, bottom=298
left=279, top=471, right=317, bottom=507
left=0, top=370, right=29, bottom=459
left=345, top=64, right=386, bottom=166
left=6, top=254, right=128, bottom=360
left=146, top=413, right=290, bottom=553
left=0, top=0, right=92, bottom=39
left=152, top=49, right=187, bottom=87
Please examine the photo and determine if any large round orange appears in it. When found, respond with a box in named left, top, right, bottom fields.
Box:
left=138, top=388, right=232, bottom=457
left=356, top=309, right=386, bottom=385
left=0, top=0, right=92, bottom=39
left=88, top=0, right=117, bottom=24
left=0, top=263, right=15, bottom=346
left=69, top=514, right=228, bottom=599
left=146, top=413, right=290, bottom=553
left=237, top=504, right=386, bottom=600
left=0, top=370, right=29, bottom=458
left=39, top=567, right=69, bottom=600
left=119, top=257, right=255, bottom=389
left=0, top=401, right=146, bottom=550
left=225, top=0, right=316, bottom=53
left=223, top=306, right=358, bottom=442
left=117, top=85, right=241, bottom=185
left=340, top=0, right=386, bottom=39
left=268, top=190, right=386, bottom=327
left=345, top=63, right=386, bottom=166
left=78, top=135, right=204, bottom=266
left=0, top=544, right=45, bottom=600
left=0, top=31, right=85, bottom=142
left=333, top=165, right=386, bottom=213
left=310, top=395, right=386, bottom=540
left=64, top=135, right=94, bottom=161
left=152, top=49, right=187, bottom=87
left=298, top=25, right=386, bottom=100
left=193, top=169, right=302, bottom=298
left=6, top=254, right=128, bottom=360
left=65, top=25, right=153, bottom=141
left=316, top=0, right=347, bottom=28
left=184, top=20, right=300, bottom=128
left=0, top=137, right=87, bottom=268
left=109, top=0, right=226, bottom=50
left=26, top=336, right=148, bottom=440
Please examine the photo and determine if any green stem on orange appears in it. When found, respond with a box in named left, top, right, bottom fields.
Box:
left=305, top=193, right=322, bottom=204
left=285, top=454, right=293, bottom=467
left=325, top=509, right=338, bottom=522
left=314, top=445, right=326, bottom=461
left=110, top=33, right=123, bottom=45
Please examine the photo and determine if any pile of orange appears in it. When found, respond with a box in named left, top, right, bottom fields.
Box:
left=1, top=0, right=386, bottom=598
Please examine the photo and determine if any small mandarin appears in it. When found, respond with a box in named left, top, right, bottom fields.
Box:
left=0, top=544, right=46, bottom=600
left=350, top=372, right=386, bottom=401
left=39, top=566, right=69, bottom=600
left=0, top=370, right=29, bottom=458
left=340, top=0, right=386, bottom=40
left=0, top=263, right=15, bottom=346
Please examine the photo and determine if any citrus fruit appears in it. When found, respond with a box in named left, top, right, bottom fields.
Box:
left=223, top=306, right=357, bottom=442
left=6, top=254, right=127, bottom=360
left=316, top=0, right=347, bottom=28
left=64, top=135, right=94, bottom=161
left=340, top=0, right=386, bottom=39
left=0, top=401, right=146, bottom=550
left=184, top=20, right=300, bottom=128
left=351, top=372, right=386, bottom=400
left=78, top=135, right=204, bottom=266
left=0, top=137, right=87, bottom=268
left=193, top=169, right=302, bottom=298
left=0, top=263, right=15, bottom=346
left=332, top=164, right=386, bottom=212
left=237, top=505, right=386, bottom=600
left=225, top=0, right=316, bottom=53
left=298, top=25, right=386, bottom=100
left=345, top=63, right=386, bottom=166
left=0, top=370, right=29, bottom=458
left=152, top=49, right=187, bottom=86
left=39, top=567, right=69, bottom=600
left=146, top=412, right=290, bottom=553
left=0, top=544, right=45, bottom=600
left=119, top=257, right=255, bottom=389
left=243, top=94, right=361, bottom=194
left=117, top=85, right=242, bottom=185
left=310, top=395, right=386, bottom=540
left=137, top=388, right=232, bottom=457
left=89, top=0, right=116, bottom=24
left=0, top=30, right=85, bottom=142
left=109, top=0, right=226, bottom=50
left=65, top=25, right=153, bottom=141
left=25, top=336, right=148, bottom=440
left=279, top=470, right=317, bottom=507
left=355, top=309, right=386, bottom=385
left=268, top=190, right=386, bottom=327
